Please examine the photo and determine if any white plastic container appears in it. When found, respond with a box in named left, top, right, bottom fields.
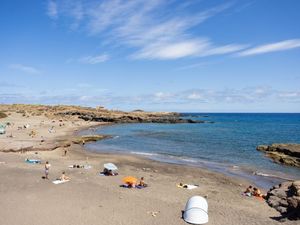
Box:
left=183, top=196, right=208, bottom=224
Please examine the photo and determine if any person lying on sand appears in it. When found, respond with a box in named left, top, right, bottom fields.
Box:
left=102, top=168, right=118, bottom=176
left=243, top=185, right=253, bottom=196
left=70, top=164, right=84, bottom=168
left=178, top=183, right=188, bottom=188
left=60, top=171, right=70, bottom=181
left=252, top=187, right=265, bottom=198
left=177, top=183, right=198, bottom=189
left=127, top=182, right=136, bottom=188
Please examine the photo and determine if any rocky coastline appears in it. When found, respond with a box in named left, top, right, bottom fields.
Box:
left=257, top=143, right=300, bottom=168
left=59, top=110, right=204, bottom=124
left=267, top=180, right=300, bottom=220
left=0, top=104, right=205, bottom=124
left=0, top=104, right=207, bottom=153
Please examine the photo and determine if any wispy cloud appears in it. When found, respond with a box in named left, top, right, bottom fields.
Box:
left=237, top=39, right=300, bottom=56
left=79, top=54, right=109, bottom=64
left=47, top=0, right=58, bottom=19
left=0, top=82, right=22, bottom=88
left=46, top=0, right=247, bottom=60
left=1, top=86, right=299, bottom=111
left=9, top=64, right=41, bottom=74
left=278, top=91, right=300, bottom=102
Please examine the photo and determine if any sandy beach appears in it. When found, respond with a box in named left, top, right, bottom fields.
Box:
left=0, top=112, right=298, bottom=225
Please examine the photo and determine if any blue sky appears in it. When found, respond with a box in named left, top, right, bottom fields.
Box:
left=0, top=0, right=300, bottom=112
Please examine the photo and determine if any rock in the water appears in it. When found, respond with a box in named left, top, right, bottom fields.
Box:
left=256, top=143, right=300, bottom=168
left=72, top=135, right=111, bottom=144
left=266, top=180, right=300, bottom=220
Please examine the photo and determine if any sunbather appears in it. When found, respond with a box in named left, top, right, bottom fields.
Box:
left=102, top=168, right=117, bottom=176
left=178, top=183, right=188, bottom=188
left=127, top=182, right=136, bottom=188
left=243, top=185, right=253, bottom=196
left=252, top=187, right=264, bottom=198
left=138, top=177, right=148, bottom=187
left=60, top=171, right=70, bottom=181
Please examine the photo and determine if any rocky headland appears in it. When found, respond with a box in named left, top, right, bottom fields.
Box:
left=0, top=104, right=206, bottom=153
left=0, top=104, right=203, bottom=124
left=266, top=180, right=300, bottom=220
left=257, top=144, right=300, bottom=168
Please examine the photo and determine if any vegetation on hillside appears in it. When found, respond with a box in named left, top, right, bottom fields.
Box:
left=0, top=111, right=8, bottom=119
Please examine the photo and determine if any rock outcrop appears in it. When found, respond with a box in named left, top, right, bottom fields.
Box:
left=72, top=135, right=111, bottom=144
left=57, top=109, right=204, bottom=124
left=266, top=180, right=300, bottom=220
left=257, top=144, right=300, bottom=168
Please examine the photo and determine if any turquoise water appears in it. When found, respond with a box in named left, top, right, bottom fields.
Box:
left=82, top=113, right=300, bottom=188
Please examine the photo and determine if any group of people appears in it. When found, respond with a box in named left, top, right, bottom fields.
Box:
left=44, top=161, right=147, bottom=187
left=243, top=185, right=265, bottom=198
left=44, top=161, right=70, bottom=181
left=102, top=168, right=118, bottom=176
left=124, top=177, right=147, bottom=188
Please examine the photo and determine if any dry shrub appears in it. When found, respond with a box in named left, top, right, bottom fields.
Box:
left=0, top=111, right=8, bottom=119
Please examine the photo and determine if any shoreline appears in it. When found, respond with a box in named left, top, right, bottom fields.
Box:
left=0, top=110, right=299, bottom=224
left=1, top=111, right=297, bottom=189
left=84, top=144, right=292, bottom=190
left=80, top=124, right=299, bottom=190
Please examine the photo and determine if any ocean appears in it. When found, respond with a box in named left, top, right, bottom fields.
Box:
left=81, top=113, right=300, bottom=189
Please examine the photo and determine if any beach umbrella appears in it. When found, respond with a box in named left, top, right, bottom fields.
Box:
left=104, top=163, right=118, bottom=171
left=122, top=176, right=138, bottom=184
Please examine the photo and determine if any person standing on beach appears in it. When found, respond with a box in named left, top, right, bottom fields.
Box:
left=44, top=161, right=51, bottom=179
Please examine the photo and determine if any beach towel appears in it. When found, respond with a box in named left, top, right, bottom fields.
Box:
left=52, top=180, right=70, bottom=184
left=177, top=184, right=199, bottom=190
left=120, top=184, right=147, bottom=189
left=69, top=164, right=92, bottom=169
left=136, top=185, right=147, bottom=189
left=25, top=159, right=41, bottom=164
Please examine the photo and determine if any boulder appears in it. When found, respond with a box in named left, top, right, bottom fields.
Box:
left=266, top=180, right=300, bottom=220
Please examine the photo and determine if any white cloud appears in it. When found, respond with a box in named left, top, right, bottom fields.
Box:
left=46, top=1, right=247, bottom=60
left=47, top=0, right=58, bottom=19
left=9, top=64, right=41, bottom=74
left=133, top=40, right=208, bottom=60
left=201, top=44, right=247, bottom=56
left=278, top=91, right=300, bottom=102
left=187, top=93, right=204, bottom=100
left=1, top=86, right=299, bottom=110
left=154, top=92, right=172, bottom=100
left=79, top=54, right=109, bottom=64
left=237, top=39, right=300, bottom=56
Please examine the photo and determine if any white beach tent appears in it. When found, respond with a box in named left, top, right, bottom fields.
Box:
left=0, top=124, right=6, bottom=135
left=103, top=163, right=118, bottom=171
left=183, top=196, right=208, bottom=224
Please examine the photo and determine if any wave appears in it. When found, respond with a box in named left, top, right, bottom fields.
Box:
left=253, top=171, right=294, bottom=181
left=130, top=151, right=158, bottom=156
